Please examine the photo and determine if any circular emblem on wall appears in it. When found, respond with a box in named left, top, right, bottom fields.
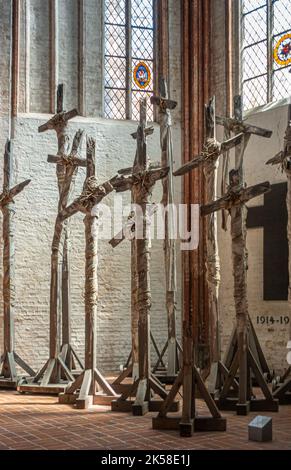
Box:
left=133, top=61, right=151, bottom=89
left=274, top=33, right=291, bottom=67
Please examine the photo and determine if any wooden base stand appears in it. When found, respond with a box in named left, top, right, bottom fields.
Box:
left=111, top=374, right=179, bottom=416
left=17, top=356, right=74, bottom=394
left=214, top=346, right=279, bottom=415
left=60, top=343, right=84, bottom=377
left=59, top=368, right=118, bottom=409
left=152, top=367, right=226, bottom=436
left=0, top=351, right=35, bottom=389
left=272, top=373, right=291, bottom=404
left=111, top=363, right=139, bottom=396
left=153, top=337, right=182, bottom=384
left=209, top=318, right=272, bottom=397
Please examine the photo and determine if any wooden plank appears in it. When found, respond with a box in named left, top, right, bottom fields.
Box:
left=157, top=368, right=183, bottom=417
left=194, top=366, right=221, bottom=418
left=248, top=348, right=273, bottom=400
left=47, top=155, right=87, bottom=167
left=40, top=359, right=55, bottom=386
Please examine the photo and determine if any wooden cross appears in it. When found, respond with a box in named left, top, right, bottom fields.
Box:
left=201, top=170, right=279, bottom=415
left=111, top=98, right=178, bottom=416
left=173, top=108, right=244, bottom=177
left=0, top=140, right=35, bottom=388
left=150, top=79, right=182, bottom=381
left=20, top=85, right=84, bottom=392
left=216, top=94, right=272, bottom=193
left=153, top=98, right=228, bottom=436
left=267, top=104, right=291, bottom=404
left=216, top=95, right=273, bottom=139
left=208, top=95, right=274, bottom=402
left=109, top=132, right=166, bottom=393
left=58, top=137, right=123, bottom=408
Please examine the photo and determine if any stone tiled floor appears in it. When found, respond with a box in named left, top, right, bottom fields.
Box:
left=0, top=390, right=290, bottom=450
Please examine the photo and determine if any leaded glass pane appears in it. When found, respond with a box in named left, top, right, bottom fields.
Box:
left=243, top=41, right=268, bottom=81
left=132, top=90, right=154, bottom=121
left=243, top=75, right=268, bottom=110
left=105, top=24, right=126, bottom=57
left=132, top=0, right=153, bottom=28
left=104, top=57, right=126, bottom=89
left=273, top=67, right=291, bottom=101
left=104, top=0, right=126, bottom=25
left=242, top=7, right=267, bottom=46
left=132, top=28, right=154, bottom=60
left=242, top=0, right=266, bottom=14
left=104, top=89, right=126, bottom=120
left=273, top=0, right=291, bottom=36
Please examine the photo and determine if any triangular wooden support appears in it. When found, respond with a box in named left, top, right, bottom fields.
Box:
left=152, top=365, right=226, bottom=436
left=201, top=170, right=279, bottom=415
left=208, top=316, right=272, bottom=396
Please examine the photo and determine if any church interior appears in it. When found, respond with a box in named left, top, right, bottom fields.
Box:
left=0, top=0, right=291, bottom=451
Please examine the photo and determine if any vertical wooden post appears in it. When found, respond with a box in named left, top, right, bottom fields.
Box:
left=2, top=141, right=15, bottom=361
left=0, top=141, right=34, bottom=387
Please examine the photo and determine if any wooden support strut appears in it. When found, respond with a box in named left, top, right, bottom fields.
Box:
left=0, top=140, right=35, bottom=389
left=111, top=98, right=180, bottom=416
left=150, top=79, right=182, bottom=383
left=18, top=84, right=82, bottom=394
left=267, top=104, right=291, bottom=404
left=201, top=170, right=279, bottom=415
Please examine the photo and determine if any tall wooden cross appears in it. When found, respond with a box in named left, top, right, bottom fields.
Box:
left=212, top=95, right=274, bottom=398
left=201, top=170, right=279, bottom=415
left=111, top=98, right=177, bottom=416
left=175, top=97, right=241, bottom=381
left=19, top=85, right=84, bottom=394
left=216, top=94, right=273, bottom=224
left=150, top=79, right=182, bottom=381
left=267, top=104, right=291, bottom=404
left=58, top=137, right=122, bottom=408
left=0, top=140, right=34, bottom=388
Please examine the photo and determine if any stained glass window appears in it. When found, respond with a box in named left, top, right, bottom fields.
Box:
left=104, top=0, right=155, bottom=121
left=242, top=0, right=291, bottom=111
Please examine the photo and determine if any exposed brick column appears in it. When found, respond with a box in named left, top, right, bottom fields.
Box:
left=182, top=0, right=212, bottom=374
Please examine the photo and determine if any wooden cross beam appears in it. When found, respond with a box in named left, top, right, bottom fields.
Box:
left=173, top=114, right=244, bottom=177
left=216, top=95, right=272, bottom=139
left=201, top=170, right=278, bottom=415
left=266, top=104, right=291, bottom=403
left=38, top=84, right=78, bottom=137
left=111, top=98, right=179, bottom=416
left=0, top=140, right=35, bottom=388
left=149, top=78, right=182, bottom=382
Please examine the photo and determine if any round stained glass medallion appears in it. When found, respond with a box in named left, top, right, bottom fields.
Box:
left=133, top=61, right=151, bottom=89
left=274, top=33, right=291, bottom=67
